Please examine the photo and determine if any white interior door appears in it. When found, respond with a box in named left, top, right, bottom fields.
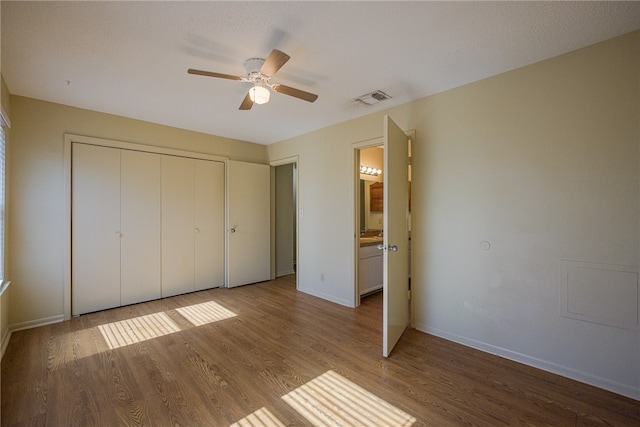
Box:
left=162, top=155, right=195, bottom=297
left=72, top=143, right=121, bottom=315
left=383, top=115, right=409, bottom=357
left=194, top=159, right=225, bottom=290
left=120, top=150, right=161, bottom=305
left=227, top=160, right=271, bottom=287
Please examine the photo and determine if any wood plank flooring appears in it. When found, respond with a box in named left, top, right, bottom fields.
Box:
left=2, top=275, right=638, bottom=426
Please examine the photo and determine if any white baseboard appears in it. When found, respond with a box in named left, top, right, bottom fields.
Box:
left=1, top=327, right=11, bottom=360
left=1, top=314, right=66, bottom=360
left=276, top=269, right=296, bottom=278
left=414, top=323, right=639, bottom=401
left=8, top=314, right=65, bottom=334
left=298, top=286, right=354, bottom=308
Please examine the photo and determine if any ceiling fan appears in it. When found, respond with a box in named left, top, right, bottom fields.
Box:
left=188, top=49, right=318, bottom=110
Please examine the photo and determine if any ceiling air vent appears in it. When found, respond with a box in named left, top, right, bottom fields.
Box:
left=355, top=90, right=391, bottom=106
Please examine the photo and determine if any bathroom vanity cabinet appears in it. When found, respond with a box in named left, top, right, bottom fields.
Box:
left=358, top=237, right=411, bottom=296
left=358, top=243, right=383, bottom=296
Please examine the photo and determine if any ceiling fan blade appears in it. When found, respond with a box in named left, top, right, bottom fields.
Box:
left=239, top=92, right=254, bottom=110
left=272, top=84, right=318, bottom=103
left=187, top=69, right=243, bottom=81
left=260, top=49, right=290, bottom=77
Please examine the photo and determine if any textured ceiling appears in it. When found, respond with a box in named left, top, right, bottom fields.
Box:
left=2, top=1, right=640, bottom=145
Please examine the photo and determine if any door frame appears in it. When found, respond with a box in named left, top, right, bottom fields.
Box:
left=270, top=156, right=300, bottom=291
left=63, top=133, right=228, bottom=320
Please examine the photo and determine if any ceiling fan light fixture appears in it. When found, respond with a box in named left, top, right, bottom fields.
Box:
left=188, top=49, right=318, bottom=110
left=249, top=85, right=270, bottom=105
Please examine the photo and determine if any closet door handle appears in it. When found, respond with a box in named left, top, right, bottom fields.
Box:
left=230, top=227, right=236, bottom=233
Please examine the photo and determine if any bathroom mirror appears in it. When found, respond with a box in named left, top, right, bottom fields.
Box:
left=360, top=178, right=383, bottom=232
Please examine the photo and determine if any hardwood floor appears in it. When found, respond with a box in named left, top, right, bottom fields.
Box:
left=2, top=275, right=638, bottom=426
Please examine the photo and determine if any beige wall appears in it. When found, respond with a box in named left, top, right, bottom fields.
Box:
left=1, top=76, right=9, bottom=120
left=0, top=0, right=6, bottom=358
left=1, top=75, right=10, bottom=356
left=359, top=146, right=383, bottom=182
left=268, top=32, right=640, bottom=398
left=7, top=96, right=266, bottom=327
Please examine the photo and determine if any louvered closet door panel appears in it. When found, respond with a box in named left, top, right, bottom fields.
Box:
left=162, top=155, right=196, bottom=297
left=121, top=150, right=162, bottom=305
left=72, top=144, right=121, bottom=315
left=194, top=159, right=225, bottom=291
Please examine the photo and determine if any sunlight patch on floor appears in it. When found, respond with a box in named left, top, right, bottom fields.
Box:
left=98, top=312, right=180, bottom=349
left=282, top=370, right=416, bottom=427
left=95, top=299, right=237, bottom=350
left=230, top=407, right=286, bottom=427
left=176, top=300, right=237, bottom=326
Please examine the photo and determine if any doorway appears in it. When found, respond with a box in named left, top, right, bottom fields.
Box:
left=357, top=145, right=385, bottom=304
left=271, top=157, right=299, bottom=289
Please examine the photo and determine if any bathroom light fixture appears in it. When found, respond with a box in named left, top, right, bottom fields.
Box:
left=249, top=85, right=270, bottom=104
left=360, top=165, right=382, bottom=176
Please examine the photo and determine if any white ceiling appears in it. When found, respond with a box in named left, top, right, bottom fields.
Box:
left=2, top=1, right=640, bottom=145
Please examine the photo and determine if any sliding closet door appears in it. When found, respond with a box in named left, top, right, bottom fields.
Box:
left=72, top=144, right=121, bottom=315
left=194, top=160, right=225, bottom=290
left=72, top=141, right=226, bottom=314
left=162, top=156, right=196, bottom=297
left=120, top=150, right=162, bottom=305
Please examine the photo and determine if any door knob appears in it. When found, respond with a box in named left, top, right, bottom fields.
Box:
left=389, top=245, right=398, bottom=252
left=376, top=244, right=385, bottom=251
left=230, top=227, right=236, bottom=233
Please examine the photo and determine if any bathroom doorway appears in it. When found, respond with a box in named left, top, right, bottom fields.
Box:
left=357, top=145, right=385, bottom=304
left=354, top=141, right=412, bottom=305
left=353, top=121, right=413, bottom=357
